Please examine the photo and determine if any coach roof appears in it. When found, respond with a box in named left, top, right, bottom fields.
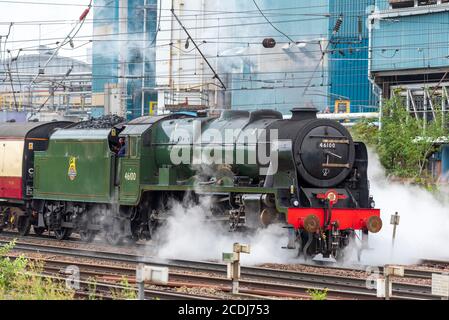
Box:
left=0, top=121, right=70, bottom=139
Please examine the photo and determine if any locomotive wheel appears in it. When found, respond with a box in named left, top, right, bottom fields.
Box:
left=105, top=232, right=123, bottom=246
left=128, top=225, right=140, bottom=244
left=33, top=226, right=46, bottom=236
left=123, top=235, right=138, bottom=245
left=79, top=230, right=96, bottom=243
left=54, top=228, right=72, bottom=240
left=148, top=220, right=159, bottom=239
left=17, top=216, right=31, bottom=236
left=127, top=218, right=145, bottom=244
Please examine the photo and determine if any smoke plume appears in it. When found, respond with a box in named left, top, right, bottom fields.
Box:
left=344, top=151, right=449, bottom=265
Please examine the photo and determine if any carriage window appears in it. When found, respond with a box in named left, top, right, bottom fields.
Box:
left=389, top=0, right=441, bottom=8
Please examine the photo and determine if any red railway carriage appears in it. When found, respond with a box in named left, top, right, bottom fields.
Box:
left=0, top=121, right=71, bottom=234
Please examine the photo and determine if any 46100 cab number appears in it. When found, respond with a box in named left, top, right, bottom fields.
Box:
left=319, top=142, right=336, bottom=149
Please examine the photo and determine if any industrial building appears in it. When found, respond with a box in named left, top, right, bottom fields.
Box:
left=1, top=1, right=383, bottom=121
left=370, top=0, right=449, bottom=181
left=88, top=1, right=380, bottom=117
left=91, top=0, right=158, bottom=119
left=0, top=46, right=92, bottom=122
left=155, top=0, right=378, bottom=115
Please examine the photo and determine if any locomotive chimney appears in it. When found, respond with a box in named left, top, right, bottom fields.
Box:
left=290, top=107, right=318, bottom=121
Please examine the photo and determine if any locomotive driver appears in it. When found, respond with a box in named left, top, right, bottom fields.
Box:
left=117, top=137, right=127, bottom=157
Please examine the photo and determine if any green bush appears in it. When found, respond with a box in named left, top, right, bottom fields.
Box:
left=352, top=92, right=449, bottom=181
left=87, top=277, right=99, bottom=300
left=0, top=241, right=74, bottom=300
left=110, top=277, right=137, bottom=300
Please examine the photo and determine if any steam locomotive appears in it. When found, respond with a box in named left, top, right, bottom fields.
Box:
left=0, top=108, right=381, bottom=260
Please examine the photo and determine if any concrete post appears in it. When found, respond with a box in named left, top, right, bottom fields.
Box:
left=136, top=263, right=145, bottom=300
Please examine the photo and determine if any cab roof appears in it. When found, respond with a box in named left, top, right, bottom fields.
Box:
left=121, top=114, right=196, bottom=136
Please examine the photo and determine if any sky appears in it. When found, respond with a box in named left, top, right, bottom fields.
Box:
left=0, top=0, right=94, bottom=63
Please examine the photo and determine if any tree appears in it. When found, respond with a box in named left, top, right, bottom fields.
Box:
left=352, top=92, right=448, bottom=180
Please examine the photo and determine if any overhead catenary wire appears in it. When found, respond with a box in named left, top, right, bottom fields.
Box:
left=7, top=31, right=449, bottom=68
left=28, top=0, right=92, bottom=86
left=3, top=49, right=449, bottom=83
left=5, top=57, right=18, bottom=110
left=0, top=11, right=338, bottom=26
left=27, top=64, right=74, bottom=119
left=2, top=28, right=448, bottom=79
left=150, top=0, right=161, bottom=46
left=1, top=23, right=19, bottom=109
left=6, top=18, right=449, bottom=51
left=10, top=49, right=22, bottom=91
left=0, top=1, right=334, bottom=12
left=2, top=1, right=449, bottom=114
left=170, top=8, right=226, bottom=90
left=3, top=1, right=449, bottom=27
left=302, top=14, right=344, bottom=97
left=1, top=22, right=13, bottom=79
left=6, top=72, right=449, bottom=112
left=252, top=0, right=296, bottom=44
left=22, top=0, right=92, bottom=116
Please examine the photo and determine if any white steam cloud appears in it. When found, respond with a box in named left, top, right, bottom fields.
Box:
left=351, top=151, right=449, bottom=265
left=144, top=150, right=449, bottom=267
left=150, top=197, right=297, bottom=265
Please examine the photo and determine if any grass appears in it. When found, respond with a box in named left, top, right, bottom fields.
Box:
left=0, top=240, right=75, bottom=300
left=307, top=288, right=328, bottom=300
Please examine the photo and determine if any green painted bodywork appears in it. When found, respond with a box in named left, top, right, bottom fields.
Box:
left=118, top=113, right=298, bottom=213
left=33, top=113, right=298, bottom=215
left=34, top=129, right=115, bottom=203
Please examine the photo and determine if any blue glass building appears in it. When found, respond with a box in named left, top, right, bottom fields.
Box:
left=92, top=0, right=158, bottom=119
left=229, top=0, right=378, bottom=114
left=92, top=0, right=379, bottom=117
left=328, top=0, right=377, bottom=112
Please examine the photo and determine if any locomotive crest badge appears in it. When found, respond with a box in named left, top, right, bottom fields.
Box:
left=68, top=157, right=77, bottom=181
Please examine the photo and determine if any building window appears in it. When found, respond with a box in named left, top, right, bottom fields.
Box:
left=389, top=0, right=447, bottom=9
left=389, top=0, right=415, bottom=9
left=417, top=0, right=438, bottom=5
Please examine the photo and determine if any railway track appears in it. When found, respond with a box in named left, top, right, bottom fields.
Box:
left=0, top=234, right=441, bottom=300
left=277, top=261, right=443, bottom=280
left=31, top=271, right=210, bottom=300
